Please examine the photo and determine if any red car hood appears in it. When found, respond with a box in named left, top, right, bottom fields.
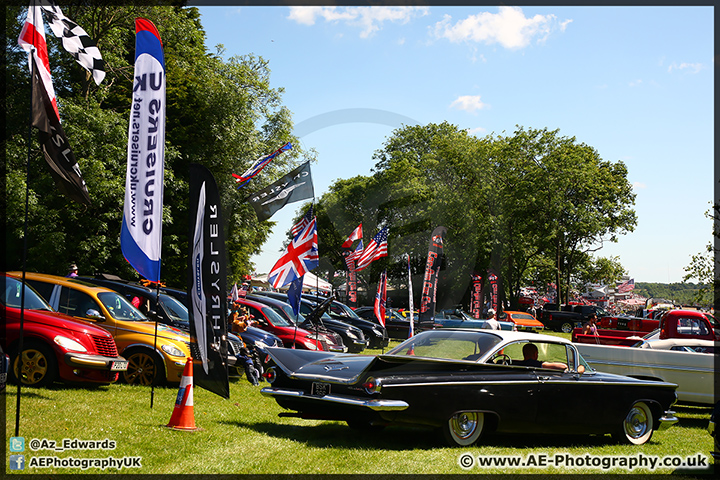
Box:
left=4, top=306, right=113, bottom=338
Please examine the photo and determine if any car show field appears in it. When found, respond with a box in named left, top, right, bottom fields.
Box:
left=3, top=337, right=715, bottom=475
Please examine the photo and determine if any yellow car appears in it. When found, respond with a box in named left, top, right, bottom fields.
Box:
left=9, top=272, right=191, bottom=386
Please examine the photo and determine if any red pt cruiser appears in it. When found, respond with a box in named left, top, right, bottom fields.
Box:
left=2, top=275, right=128, bottom=387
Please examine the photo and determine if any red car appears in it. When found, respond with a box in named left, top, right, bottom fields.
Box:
left=2, top=275, right=128, bottom=387
left=235, top=298, right=329, bottom=351
left=502, top=311, right=545, bottom=332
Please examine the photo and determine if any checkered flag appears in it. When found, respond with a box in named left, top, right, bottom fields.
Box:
left=39, top=0, right=105, bottom=85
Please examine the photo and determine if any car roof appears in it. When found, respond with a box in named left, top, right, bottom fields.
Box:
left=430, top=328, right=571, bottom=345
left=8, top=271, right=118, bottom=295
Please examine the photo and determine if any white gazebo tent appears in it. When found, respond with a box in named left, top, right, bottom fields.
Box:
left=251, top=271, right=332, bottom=294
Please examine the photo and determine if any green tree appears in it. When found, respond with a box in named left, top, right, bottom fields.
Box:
left=5, top=5, right=305, bottom=286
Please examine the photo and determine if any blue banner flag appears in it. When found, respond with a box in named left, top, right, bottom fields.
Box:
left=121, top=18, right=165, bottom=282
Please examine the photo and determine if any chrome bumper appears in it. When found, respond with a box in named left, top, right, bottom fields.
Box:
left=657, top=410, right=679, bottom=430
left=64, top=353, right=128, bottom=371
left=261, top=387, right=409, bottom=411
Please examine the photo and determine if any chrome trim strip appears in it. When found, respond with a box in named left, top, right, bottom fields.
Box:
left=585, top=359, right=714, bottom=374
left=260, top=387, right=409, bottom=411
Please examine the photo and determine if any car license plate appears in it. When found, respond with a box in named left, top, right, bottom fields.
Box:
left=111, top=361, right=128, bottom=371
left=311, top=382, right=330, bottom=397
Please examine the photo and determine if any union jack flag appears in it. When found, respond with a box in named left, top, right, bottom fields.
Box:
left=344, top=240, right=363, bottom=271
left=355, top=227, right=388, bottom=272
left=291, top=205, right=314, bottom=237
left=268, top=217, right=318, bottom=289
left=233, top=142, right=292, bottom=189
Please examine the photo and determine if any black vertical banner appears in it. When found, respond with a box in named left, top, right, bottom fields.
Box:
left=470, top=273, right=484, bottom=319
left=418, top=226, right=447, bottom=322
left=188, top=164, right=229, bottom=399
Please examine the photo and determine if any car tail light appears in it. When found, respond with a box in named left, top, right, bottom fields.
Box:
left=263, top=367, right=277, bottom=383
left=362, top=376, right=382, bottom=395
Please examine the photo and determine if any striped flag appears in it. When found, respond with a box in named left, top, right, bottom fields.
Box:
left=374, top=270, right=387, bottom=327
left=291, top=205, right=314, bottom=237
left=344, top=240, right=363, bottom=271
left=355, top=227, right=388, bottom=272
left=233, top=142, right=292, bottom=189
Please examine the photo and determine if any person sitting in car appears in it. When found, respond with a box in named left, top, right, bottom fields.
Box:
left=514, top=343, right=567, bottom=371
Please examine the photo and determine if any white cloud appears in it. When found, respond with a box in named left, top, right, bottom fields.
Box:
left=288, top=6, right=430, bottom=38
left=450, top=95, right=488, bottom=113
left=466, top=126, right=487, bottom=136
left=668, top=62, right=703, bottom=74
left=432, top=6, right=569, bottom=49
left=633, top=181, right=647, bottom=190
left=629, top=79, right=643, bottom=87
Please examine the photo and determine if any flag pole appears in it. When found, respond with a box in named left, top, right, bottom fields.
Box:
left=15, top=34, right=39, bottom=436
left=150, top=274, right=161, bottom=408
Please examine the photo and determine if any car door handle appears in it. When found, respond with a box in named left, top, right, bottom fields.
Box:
left=538, top=376, right=551, bottom=383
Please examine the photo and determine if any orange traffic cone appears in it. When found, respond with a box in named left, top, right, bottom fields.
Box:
left=166, top=357, right=197, bottom=431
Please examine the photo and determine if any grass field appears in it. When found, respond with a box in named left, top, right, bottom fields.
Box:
left=3, top=336, right=715, bottom=475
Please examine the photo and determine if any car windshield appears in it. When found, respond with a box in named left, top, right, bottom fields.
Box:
left=158, top=294, right=189, bottom=323
left=387, top=330, right=502, bottom=361
left=97, top=292, right=148, bottom=321
left=2, top=277, right=54, bottom=311
left=261, top=305, right=292, bottom=327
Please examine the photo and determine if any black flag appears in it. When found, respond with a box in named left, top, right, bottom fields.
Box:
left=31, top=56, right=91, bottom=205
left=248, top=161, right=314, bottom=222
left=188, top=164, right=229, bottom=399
left=418, top=226, right=447, bottom=323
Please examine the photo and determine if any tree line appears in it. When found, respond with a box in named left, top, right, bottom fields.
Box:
left=5, top=5, right=638, bottom=311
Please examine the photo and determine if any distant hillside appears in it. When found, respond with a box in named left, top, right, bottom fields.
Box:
left=634, top=282, right=710, bottom=307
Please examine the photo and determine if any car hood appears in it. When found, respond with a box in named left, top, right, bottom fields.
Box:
left=128, top=321, right=190, bottom=343
left=6, top=307, right=114, bottom=338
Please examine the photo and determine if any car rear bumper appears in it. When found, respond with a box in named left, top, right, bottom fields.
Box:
left=261, top=386, right=409, bottom=411
left=64, top=353, right=128, bottom=371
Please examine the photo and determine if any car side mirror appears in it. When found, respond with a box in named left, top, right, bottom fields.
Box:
left=86, top=309, right=105, bottom=321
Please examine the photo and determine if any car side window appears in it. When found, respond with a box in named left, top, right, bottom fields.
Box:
left=25, top=280, right=54, bottom=302
left=59, top=288, right=101, bottom=319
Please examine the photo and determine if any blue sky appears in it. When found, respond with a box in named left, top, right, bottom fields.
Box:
left=195, top=5, right=713, bottom=284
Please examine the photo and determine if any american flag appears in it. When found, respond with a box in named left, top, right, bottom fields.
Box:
left=617, top=278, right=635, bottom=293
left=291, top=205, right=314, bottom=237
left=355, top=227, right=388, bottom=272
left=342, top=223, right=362, bottom=248
left=233, top=142, right=292, bottom=189
left=268, top=217, right=318, bottom=289
left=344, top=240, right=363, bottom=271
left=374, top=270, right=387, bottom=327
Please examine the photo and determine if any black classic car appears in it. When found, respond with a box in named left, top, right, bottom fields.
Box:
left=261, top=329, right=678, bottom=446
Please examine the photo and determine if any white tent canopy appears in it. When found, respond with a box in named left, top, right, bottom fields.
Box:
left=251, top=271, right=332, bottom=293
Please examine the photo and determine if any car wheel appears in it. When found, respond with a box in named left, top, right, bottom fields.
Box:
left=443, top=411, right=484, bottom=446
left=560, top=322, right=573, bottom=333
left=122, top=349, right=165, bottom=386
left=613, top=401, right=654, bottom=445
left=11, top=342, right=58, bottom=387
